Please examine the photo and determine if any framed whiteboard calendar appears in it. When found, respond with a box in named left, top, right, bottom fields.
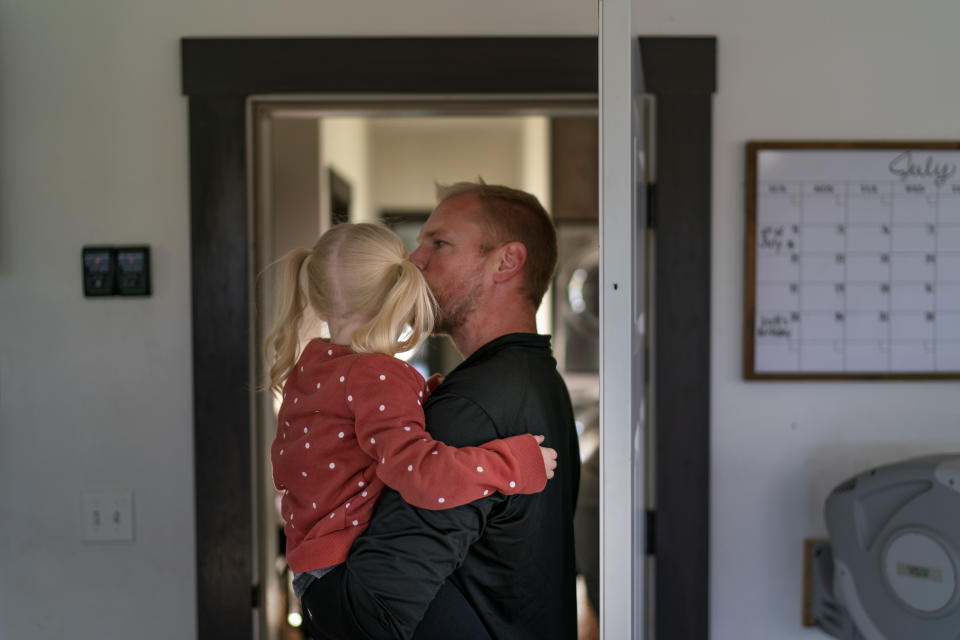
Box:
left=744, top=141, right=960, bottom=379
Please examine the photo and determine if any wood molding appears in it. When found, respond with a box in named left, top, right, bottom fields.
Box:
left=183, top=35, right=716, bottom=640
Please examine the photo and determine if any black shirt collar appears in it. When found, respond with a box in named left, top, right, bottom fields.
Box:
left=454, top=333, right=552, bottom=372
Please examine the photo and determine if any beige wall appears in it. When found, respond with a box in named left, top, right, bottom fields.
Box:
left=369, top=117, right=527, bottom=214
left=321, top=117, right=372, bottom=225
left=2, top=1, right=958, bottom=639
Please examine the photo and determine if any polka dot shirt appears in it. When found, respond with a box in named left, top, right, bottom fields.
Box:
left=271, top=340, right=548, bottom=574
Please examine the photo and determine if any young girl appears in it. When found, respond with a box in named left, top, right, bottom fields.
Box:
left=264, top=223, right=557, bottom=608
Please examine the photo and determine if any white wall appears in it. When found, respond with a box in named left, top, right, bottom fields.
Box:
left=3, top=0, right=958, bottom=638
left=0, top=2, right=596, bottom=639
left=631, top=2, right=960, bottom=639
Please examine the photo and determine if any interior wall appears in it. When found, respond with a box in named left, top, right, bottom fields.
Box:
left=3, top=1, right=958, bottom=640
left=369, top=118, right=527, bottom=213
left=320, top=117, right=372, bottom=224
left=630, top=2, right=960, bottom=639
left=0, top=3, right=596, bottom=640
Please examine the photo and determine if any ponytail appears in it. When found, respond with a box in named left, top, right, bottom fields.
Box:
left=351, top=259, right=436, bottom=356
left=263, top=247, right=312, bottom=392
left=264, top=224, right=434, bottom=378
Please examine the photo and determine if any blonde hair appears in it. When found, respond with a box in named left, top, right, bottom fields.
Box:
left=264, top=223, right=435, bottom=392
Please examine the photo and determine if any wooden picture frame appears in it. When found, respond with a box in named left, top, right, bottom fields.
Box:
left=745, top=140, right=960, bottom=380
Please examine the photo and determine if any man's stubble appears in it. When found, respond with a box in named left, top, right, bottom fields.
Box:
left=431, top=263, right=486, bottom=336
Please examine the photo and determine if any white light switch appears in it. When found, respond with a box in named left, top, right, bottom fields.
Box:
left=82, top=491, right=134, bottom=542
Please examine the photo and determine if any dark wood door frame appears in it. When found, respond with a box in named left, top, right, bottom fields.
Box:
left=182, top=36, right=715, bottom=640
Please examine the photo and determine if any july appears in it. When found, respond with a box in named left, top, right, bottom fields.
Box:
left=889, top=151, right=956, bottom=187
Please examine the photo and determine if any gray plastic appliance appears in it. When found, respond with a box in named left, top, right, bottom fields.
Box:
left=810, top=454, right=960, bottom=639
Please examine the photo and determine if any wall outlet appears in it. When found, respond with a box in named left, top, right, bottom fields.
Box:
left=82, top=491, right=134, bottom=542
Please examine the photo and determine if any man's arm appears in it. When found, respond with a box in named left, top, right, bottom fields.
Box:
left=311, top=393, right=504, bottom=640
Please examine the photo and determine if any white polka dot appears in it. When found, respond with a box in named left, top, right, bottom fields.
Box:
left=379, top=404, right=386, bottom=412
left=293, top=397, right=299, bottom=404
left=338, top=432, right=344, bottom=438
left=282, top=433, right=286, bottom=440
left=438, top=497, right=445, bottom=504
left=302, top=471, right=308, bottom=477
left=483, top=490, right=489, bottom=496
left=419, top=391, right=423, bottom=397
left=305, top=443, right=310, bottom=449
left=379, top=374, right=386, bottom=381
left=417, top=400, right=421, bottom=406
left=329, top=462, right=335, bottom=469
left=407, top=465, right=413, bottom=472
left=316, top=382, right=322, bottom=389
left=291, top=523, right=295, bottom=529
left=303, top=427, right=308, bottom=434
left=358, top=481, right=365, bottom=488
left=347, top=395, right=353, bottom=402
left=509, top=481, right=516, bottom=488
left=312, top=502, right=316, bottom=509
left=346, top=502, right=350, bottom=509
left=352, top=520, right=359, bottom=526
left=362, top=491, right=368, bottom=497
left=370, top=437, right=376, bottom=444
left=476, top=466, right=484, bottom=473
left=431, top=451, right=438, bottom=455
left=339, top=376, right=345, bottom=382
left=381, top=457, right=386, bottom=464
left=279, top=449, right=284, bottom=455
left=285, top=421, right=290, bottom=427
left=300, top=366, right=304, bottom=372
left=290, top=514, right=294, bottom=520
left=404, top=426, right=411, bottom=431
left=329, top=513, right=335, bottom=519
left=328, top=349, right=333, bottom=356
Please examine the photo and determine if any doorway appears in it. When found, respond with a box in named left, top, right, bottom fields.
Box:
left=182, top=36, right=714, bottom=640
left=252, top=103, right=600, bottom=639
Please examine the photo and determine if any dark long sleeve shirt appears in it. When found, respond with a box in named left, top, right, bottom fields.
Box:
left=308, top=333, right=581, bottom=639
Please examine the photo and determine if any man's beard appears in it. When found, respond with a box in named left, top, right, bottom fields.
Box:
left=433, top=279, right=483, bottom=335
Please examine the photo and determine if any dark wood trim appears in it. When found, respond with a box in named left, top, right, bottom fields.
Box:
left=745, top=142, right=759, bottom=378
left=187, top=94, right=252, bottom=639
left=182, top=37, right=598, bottom=96
left=638, top=36, right=717, bottom=96
left=746, top=140, right=960, bottom=151
left=183, top=36, right=715, bottom=640
left=653, top=93, right=714, bottom=640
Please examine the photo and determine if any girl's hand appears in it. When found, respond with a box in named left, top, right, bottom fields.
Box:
left=424, top=373, right=444, bottom=398
left=533, top=435, right=558, bottom=479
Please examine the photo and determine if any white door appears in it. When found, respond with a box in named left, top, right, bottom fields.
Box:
left=599, top=0, right=647, bottom=636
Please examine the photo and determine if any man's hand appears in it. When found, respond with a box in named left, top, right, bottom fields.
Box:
left=533, top=435, right=558, bottom=479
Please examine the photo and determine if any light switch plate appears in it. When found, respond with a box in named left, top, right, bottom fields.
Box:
left=82, top=491, right=134, bottom=542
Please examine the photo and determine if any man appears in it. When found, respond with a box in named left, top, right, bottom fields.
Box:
left=302, top=182, right=581, bottom=639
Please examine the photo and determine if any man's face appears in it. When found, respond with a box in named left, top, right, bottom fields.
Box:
left=410, top=194, right=490, bottom=334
